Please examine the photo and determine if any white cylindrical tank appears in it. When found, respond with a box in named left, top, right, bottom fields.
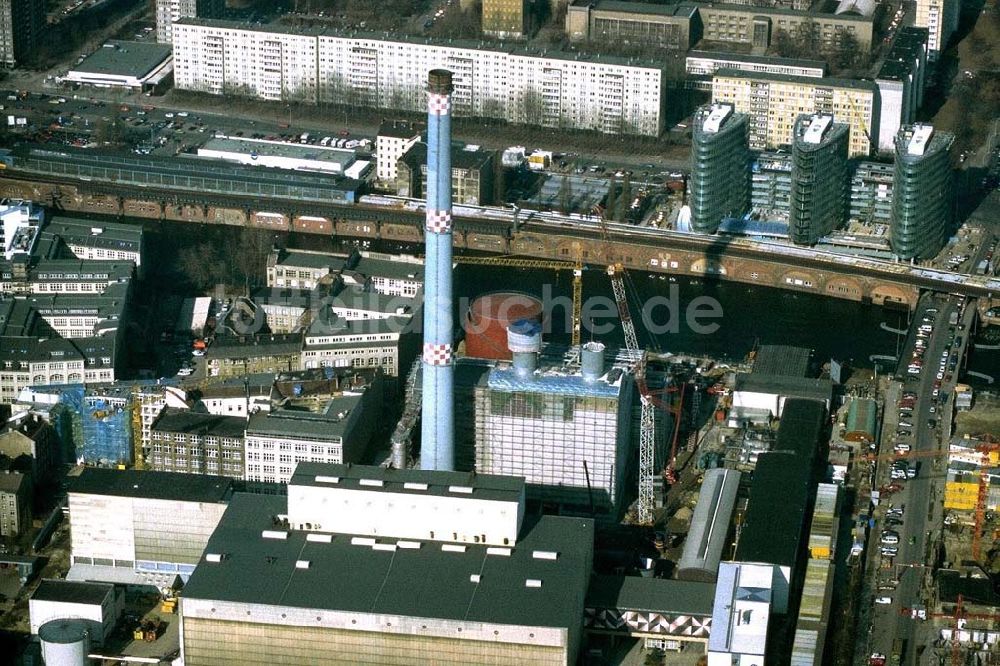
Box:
left=39, top=618, right=89, bottom=666
left=581, top=341, right=606, bottom=381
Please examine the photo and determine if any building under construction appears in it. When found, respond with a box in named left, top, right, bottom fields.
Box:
left=891, top=123, right=954, bottom=260
left=474, top=342, right=638, bottom=520
left=690, top=103, right=751, bottom=233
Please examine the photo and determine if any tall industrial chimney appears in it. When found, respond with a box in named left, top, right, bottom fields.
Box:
left=420, top=69, right=455, bottom=471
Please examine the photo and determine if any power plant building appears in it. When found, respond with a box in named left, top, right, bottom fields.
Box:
left=474, top=342, right=637, bottom=519
left=890, top=123, right=953, bottom=261
left=180, top=463, right=595, bottom=665
left=690, top=103, right=750, bottom=233
left=788, top=114, right=849, bottom=245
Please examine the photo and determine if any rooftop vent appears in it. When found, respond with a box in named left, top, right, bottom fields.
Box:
left=486, top=547, right=512, bottom=557
left=205, top=553, right=227, bottom=563
left=372, top=543, right=397, bottom=552
left=441, top=544, right=467, bottom=553
left=306, top=533, right=332, bottom=543
left=351, top=537, right=376, bottom=546
left=359, top=479, right=384, bottom=487
left=525, top=579, right=543, bottom=588
left=403, top=482, right=428, bottom=491
left=448, top=485, right=473, bottom=494
left=532, top=550, right=559, bottom=560
left=397, top=540, right=421, bottom=549
left=315, top=475, right=340, bottom=484
left=261, top=530, right=288, bottom=540
left=470, top=574, right=481, bottom=583
left=295, top=560, right=311, bottom=569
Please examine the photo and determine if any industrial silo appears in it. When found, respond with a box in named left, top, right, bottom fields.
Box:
left=464, top=292, right=543, bottom=360
left=38, top=618, right=89, bottom=666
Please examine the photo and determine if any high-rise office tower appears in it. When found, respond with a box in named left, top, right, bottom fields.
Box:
left=915, top=0, right=958, bottom=60
left=420, top=69, right=455, bottom=472
left=690, top=103, right=750, bottom=233
left=789, top=114, right=849, bottom=245
left=891, top=123, right=953, bottom=261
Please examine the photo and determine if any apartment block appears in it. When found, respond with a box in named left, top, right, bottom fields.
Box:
left=0, top=468, right=30, bottom=537
left=685, top=50, right=825, bottom=91
left=266, top=249, right=423, bottom=297
left=148, top=408, right=247, bottom=479
left=155, top=0, right=224, bottom=44
left=376, top=120, right=424, bottom=187
left=0, top=0, right=45, bottom=68
left=712, top=69, right=879, bottom=157
left=172, top=19, right=666, bottom=136
left=875, top=27, right=928, bottom=153
left=915, top=0, right=958, bottom=59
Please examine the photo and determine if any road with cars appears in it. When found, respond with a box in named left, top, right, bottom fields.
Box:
left=863, top=294, right=974, bottom=665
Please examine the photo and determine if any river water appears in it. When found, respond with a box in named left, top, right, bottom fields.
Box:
left=141, top=219, right=1000, bottom=383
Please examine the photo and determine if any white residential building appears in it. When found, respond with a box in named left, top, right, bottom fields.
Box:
left=377, top=120, right=423, bottom=186
left=155, top=0, right=223, bottom=44
left=172, top=19, right=666, bottom=136
left=915, top=0, right=958, bottom=59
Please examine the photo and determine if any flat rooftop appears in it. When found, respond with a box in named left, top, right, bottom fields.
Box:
left=290, top=461, right=525, bottom=503
left=72, top=41, right=172, bottom=78
left=485, top=345, right=633, bottom=397
left=753, top=345, right=810, bottom=377
left=687, top=50, right=827, bottom=71
left=151, top=408, right=247, bottom=439
left=31, top=579, right=113, bottom=605
left=201, top=136, right=356, bottom=169
left=183, top=492, right=593, bottom=630
left=69, top=467, right=233, bottom=503
left=585, top=574, right=715, bottom=617
left=713, top=68, right=878, bottom=92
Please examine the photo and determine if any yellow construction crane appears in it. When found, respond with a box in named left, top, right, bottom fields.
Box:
left=130, top=385, right=147, bottom=470
left=453, top=256, right=584, bottom=347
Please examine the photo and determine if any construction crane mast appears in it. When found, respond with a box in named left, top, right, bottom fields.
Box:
left=972, top=439, right=999, bottom=561
left=453, top=255, right=584, bottom=347
left=607, top=263, right=657, bottom=525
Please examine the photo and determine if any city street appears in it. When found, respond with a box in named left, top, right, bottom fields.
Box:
left=861, top=294, right=975, bottom=664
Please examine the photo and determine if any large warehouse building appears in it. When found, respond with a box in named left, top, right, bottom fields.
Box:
left=180, top=463, right=594, bottom=665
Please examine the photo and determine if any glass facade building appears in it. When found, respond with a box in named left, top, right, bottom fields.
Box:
left=789, top=114, right=849, bottom=245
left=891, top=123, right=953, bottom=260
left=690, top=103, right=750, bottom=233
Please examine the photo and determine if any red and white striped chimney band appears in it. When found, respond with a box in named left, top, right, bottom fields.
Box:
left=426, top=209, right=452, bottom=233
left=428, top=93, right=451, bottom=115
left=423, top=343, right=453, bottom=366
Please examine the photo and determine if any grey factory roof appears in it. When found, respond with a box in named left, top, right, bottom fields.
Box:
left=151, top=408, right=246, bottom=439
left=713, top=68, right=878, bottom=92
left=752, top=345, right=810, bottom=377
left=251, top=287, right=313, bottom=309
left=677, top=468, right=741, bottom=581
left=31, top=579, right=114, bottom=606
left=687, top=50, right=827, bottom=71
left=735, top=451, right=812, bottom=568
left=0, top=335, right=116, bottom=368
left=183, top=492, right=592, bottom=630
left=695, top=1, right=872, bottom=21
left=585, top=575, right=716, bottom=617
left=69, top=467, right=233, bottom=503
left=73, top=40, right=172, bottom=78
left=245, top=394, right=363, bottom=441
left=734, top=373, right=833, bottom=404
left=876, top=59, right=915, bottom=81
left=273, top=250, right=423, bottom=284
left=290, top=461, right=525, bottom=503
left=11, top=258, right=135, bottom=282
left=200, top=136, right=356, bottom=168
left=207, top=333, right=303, bottom=360
left=304, top=311, right=409, bottom=341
